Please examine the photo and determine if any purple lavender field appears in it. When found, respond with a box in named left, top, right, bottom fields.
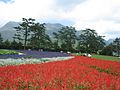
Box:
left=0, top=50, right=70, bottom=59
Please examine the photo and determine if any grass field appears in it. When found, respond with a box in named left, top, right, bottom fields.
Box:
left=0, top=49, right=19, bottom=54
left=92, top=54, right=120, bottom=61
left=73, top=53, right=120, bottom=61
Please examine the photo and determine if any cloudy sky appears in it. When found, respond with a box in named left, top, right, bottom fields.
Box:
left=0, top=0, right=120, bottom=40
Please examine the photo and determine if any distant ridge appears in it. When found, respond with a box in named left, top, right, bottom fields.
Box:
left=0, top=21, right=20, bottom=31
left=0, top=21, right=114, bottom=45
left=105, top=39, right=114, bottom=45
left=0, top=21, right=20, bottom=41
left=0, top=21, right=81, bottom=41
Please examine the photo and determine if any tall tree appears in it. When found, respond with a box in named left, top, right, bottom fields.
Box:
left=3, top=39, right=10, bottom=49
left=14, top=18, right=35, bottom=50
left=30, top=23, right=52, bottom=49
left=53, top=26, right=77, bottom=51
left=13, top=26, right=23, bottom=42
left=53, top=32, right=60, bottom=51
left=100, top=43, right=113, bottom=56
left=78, top=28, right=105, bottom=53
left=43, top=34, right=53, bottom=50
left=0, top=33, right=3, bottom=49
left=10, top=40, right=19, bottom=49
left=113, top=37, right=120, bottom=56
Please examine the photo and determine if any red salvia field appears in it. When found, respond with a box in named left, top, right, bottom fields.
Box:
left=0, top=56, right=120, bottom=90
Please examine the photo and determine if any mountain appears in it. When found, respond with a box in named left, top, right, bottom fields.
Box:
left=0, top=21, right=20, bottom=41
left=0, top=22, right=64, bottom=41
left=1, top=21, right=115, bottom=46
left=0, top=21, right=19, bottom=32
left=0, top=21, right=115, bottom=45
left=0, top=21, right=81, bottom=41
left=105, top=39, right=114, bottom=45
left=45, top=23, right=64, bottom=37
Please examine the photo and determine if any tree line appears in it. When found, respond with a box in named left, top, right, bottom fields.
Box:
left=100, top=38, right=120, bottom=56
left=0, top=18, right=120, bottom=56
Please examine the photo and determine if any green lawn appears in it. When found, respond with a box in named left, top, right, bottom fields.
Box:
left=72, top=53, right=120, bottom=61
left=92, top=54, right=120, bottom=61
left=0, top=49, right=19, bottom=54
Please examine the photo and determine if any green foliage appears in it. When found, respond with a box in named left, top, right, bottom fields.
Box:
left=30, top=23, right=52, bottom=50
left=10, top=40, right=19, bottom=49
left=100, top=44, right=113, bottom=56
left=53, top=26, right=77, bottom=51
left=13, top=18, right=53, bottom=50
left=52, top=41, right=60, bottom=51
left=100, top=37, right=120, bottom=57
left=0, top=33, right=3, bottom=43
left=2, top=39, right=11, bottom=49
left=75, top=84, right=91, bottom=90
left=0, top=17, right=118, bottom=54
left=0, top=33, right=3, bottom=48
left=14, top=18, right=35, bottom=50
left=77, top=29, right=105, bottom=53
left=113, top=37, right=120, bottom=56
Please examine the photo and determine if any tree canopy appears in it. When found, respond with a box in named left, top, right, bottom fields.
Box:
left=0, top=17, right=115, bottom=55
left=14, top=18, right=35, bottom=50
left=53, top=26, right=77, bottom=51
left=77, top=28, right=105, bottom=53
left=113, top=37, right=120, bottom=56
left=30, top=23, right=52, bottom=49
left=0, top=33, right=3, bottom=48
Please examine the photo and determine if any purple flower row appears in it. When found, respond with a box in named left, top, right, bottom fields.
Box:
left=0, top=50, right=70, bottom=59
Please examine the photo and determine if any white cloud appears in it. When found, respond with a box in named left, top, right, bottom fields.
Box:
left=0, top=0, right=55, bottom=26
left=58, top=0, right=120, bottom=39
left=0, top=0, right=120, bottom=39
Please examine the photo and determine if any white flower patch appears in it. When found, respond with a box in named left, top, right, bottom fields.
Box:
left=18, top=53, right=25, bottom=55
left=0, top=56, right=74, bottom=66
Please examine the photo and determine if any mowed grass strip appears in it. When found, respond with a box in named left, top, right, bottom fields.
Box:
left=0, top=49, right=19, bottom=54
left=92, top=54, right=120, bottom=61
left=72, top=53, right=120, bottom=61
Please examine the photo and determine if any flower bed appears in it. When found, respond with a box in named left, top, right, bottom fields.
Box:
left=0, top=56, right=74, bottom=66
left=0, top=56, right=120, bottom=90
left=0, top=50, right=70, bottom=59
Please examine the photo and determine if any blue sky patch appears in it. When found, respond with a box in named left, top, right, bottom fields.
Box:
left=0, top=0, right=12, bottom=3
left=56, top=0, right=86, bottom=10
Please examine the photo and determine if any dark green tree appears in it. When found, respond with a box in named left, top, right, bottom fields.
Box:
left=53, top=32, right=60, bottom=51
left=3, top=39, right=10, bottom=49
left=0, top=33, right=3, bottom=49
left=13, top=26, right=23, bottom=42
left=18, top=42, right=23, bottom=50
left=14, top=18, right=35, bottom=50
left=52, top=41, right=59, bottom=51
left=43, top=34, right=53, bottom=50
left=10, top=40, right=19, bottom=49
left=113, top=37, right=120, bottom=56
left=78, top=29, right=105, bottom=53
left=30, top=23, right=52, bottom=50
left=100, top=43, right=113, bottom=56
left=53, top=26, right=77, bottom=51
